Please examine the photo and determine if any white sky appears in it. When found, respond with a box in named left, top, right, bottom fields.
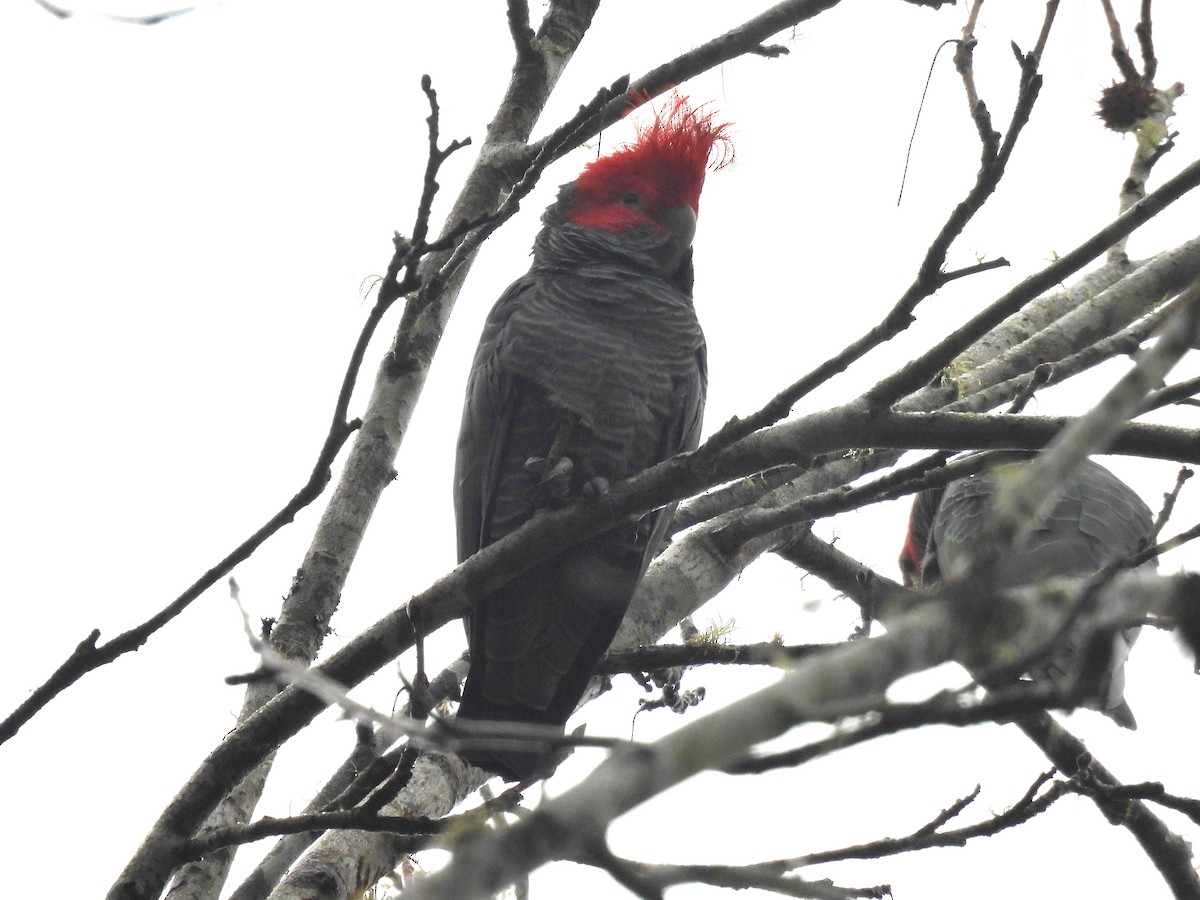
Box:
left=2, top=1, right=1199, bottom=899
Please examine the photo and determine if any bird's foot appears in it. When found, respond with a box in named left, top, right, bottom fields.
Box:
left=581, top=475, right=610, bottom=500
left=523, top=455, right=610, bottom=506
left=525, top=455, right=574, bottom=507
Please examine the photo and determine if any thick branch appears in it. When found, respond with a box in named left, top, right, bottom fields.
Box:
left=781, top=531, right=1200, bottom=898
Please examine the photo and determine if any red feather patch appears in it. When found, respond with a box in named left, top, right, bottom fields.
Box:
left=568, top=94, right=733, bottom=232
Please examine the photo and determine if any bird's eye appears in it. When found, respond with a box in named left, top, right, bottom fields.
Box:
left=621, top=192, right=641, bottom=206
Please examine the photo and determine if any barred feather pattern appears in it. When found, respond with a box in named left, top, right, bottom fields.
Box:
left=903, top=458, right=1155, bottom=728
left=453, top=177, right=709, bottom=781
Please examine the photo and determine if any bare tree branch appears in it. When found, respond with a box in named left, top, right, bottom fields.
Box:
left=780, top=531, right=1200, bottom=898
left=106, top=2, right=876, bottom=897
left=0, top=84, right=478, bottom=753
left=703, top=6, right=1049, bottom=456
left=86, top=4, right=1200, bottom=899
left=597, top=641, right=832, bottom=674
left=398, top=562, right=1198, bottom=899
left=30, top=0, right=194, bottom=24
left=1101, top=0, right=1142, bottom=83
left=865, top=156, right=1200, bottom=406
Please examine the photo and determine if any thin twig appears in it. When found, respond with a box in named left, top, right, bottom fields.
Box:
left=778, top=530, right=1200, bottom=897
left=725, top=678, right=1069, bottom=775
left=1100, top=0, right=1141, bottom=82
left=955, top=0, right=985, bottom=116
left=897, top=38, right=958, bottom=207
left=597, top=641, right=833, bottom=674
left=1138, top=374, right=1200, bottom=415
left=1150, top=467, right=1194, bottom=542
left=30, top=0, right=194, bottom=23
left=1136, top=0, right=1158, bottom=84
left=698, top=39, right=1043, bottom=457
left=506, top=0, right=537, bottom=60
left=940, top=256, right=1010, bottom=284
left=1032, top=0, right=1059, bottom=62
left=0, top=80, right=476, bottom=747
left=1006, top=363, right=1054, bottom=413
left=791, top=771, right=1062, bottom=867
left=1073, top=779, right=1200, bottom=827
left=864, top=156, right=1200, bottom=407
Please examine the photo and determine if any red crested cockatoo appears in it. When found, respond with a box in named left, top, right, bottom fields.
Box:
left=454, top=96, right=731, bottom=780
left=900, top=456, right=1155, bottom=728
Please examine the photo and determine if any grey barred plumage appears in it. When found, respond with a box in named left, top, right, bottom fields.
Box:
left=901, top=456, right=1155, bottom=728
left=453, top=97, right=728, bottom=781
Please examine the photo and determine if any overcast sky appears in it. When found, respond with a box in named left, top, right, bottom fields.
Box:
left=2, top=2, right=1199, bottom=898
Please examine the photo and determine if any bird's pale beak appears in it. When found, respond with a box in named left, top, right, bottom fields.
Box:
left=658, top=204, right=698, bottom=248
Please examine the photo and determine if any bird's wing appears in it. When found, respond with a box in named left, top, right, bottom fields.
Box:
left=929, top=458, right=1154, bottom=728
left=635, top=339, right=707, bottom=580
left=454, top=275, right=538, bottom=564
left=932, top=459, right=1154, bottom=579
left=454, top=267, right=707, bottom=778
